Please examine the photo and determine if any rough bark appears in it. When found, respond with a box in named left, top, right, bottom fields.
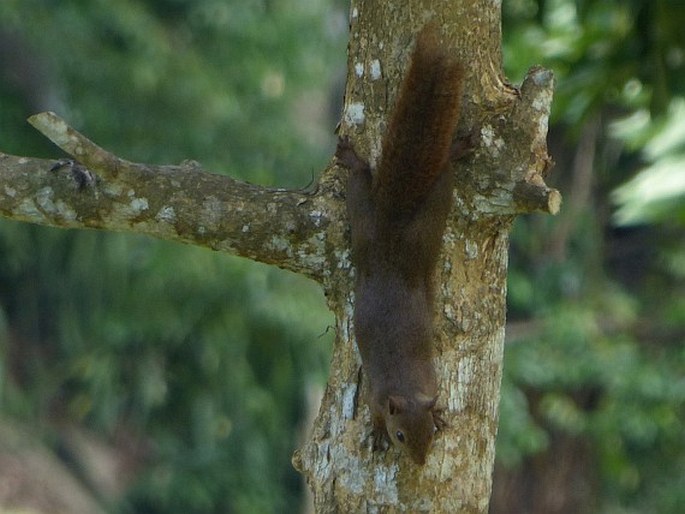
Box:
left=292, top=1, right=556, bottom=512
left=0, top=112, right=340, bottom=281
left=0, top=0, right=556, bottom=512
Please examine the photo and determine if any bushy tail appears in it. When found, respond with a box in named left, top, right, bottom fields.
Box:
left=373, top=24, right=464, bottom=218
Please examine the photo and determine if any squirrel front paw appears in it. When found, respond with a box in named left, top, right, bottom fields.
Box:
left=335, top=136, right=369, bottom=173
left=433, top=408, right=448, bottom=433
left=372, top=429, right=390, bottom=453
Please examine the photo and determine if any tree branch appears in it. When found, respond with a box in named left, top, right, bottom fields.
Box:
left=513, top=175, right=562, bottom=215
left=469, top=66, right=560, bottom=216
left=1, top=112, right=333, bottom=280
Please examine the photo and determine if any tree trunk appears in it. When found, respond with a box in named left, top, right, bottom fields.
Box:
left=0, top=0, right=556, bottom=512
left=293, top=1, right=556, bottom=511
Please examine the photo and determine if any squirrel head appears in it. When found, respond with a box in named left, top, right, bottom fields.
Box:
left=385, top=393, right=437, bottom=465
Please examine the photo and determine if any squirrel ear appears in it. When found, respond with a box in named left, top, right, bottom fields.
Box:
left=416, top=393, right=437, bottom=410
left=388, top=395, right=407, bottom=415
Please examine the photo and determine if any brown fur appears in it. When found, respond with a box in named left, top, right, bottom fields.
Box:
left=337, top=24, right=464, bottom=465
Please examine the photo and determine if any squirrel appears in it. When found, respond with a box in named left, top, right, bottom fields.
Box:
left=336, top=24, right=465, bottom=465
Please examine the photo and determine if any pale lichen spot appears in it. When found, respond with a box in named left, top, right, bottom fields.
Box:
left=129, top=197, right=149, bottom=215
left=340, top=307, right=354, bottom=341
left=481, top=124, right=504, bottom=157
left=102, top=182, right=125, bottom=196
left=442, top=230, right=457, bottom=246
left=55, top=200, right=77, bottom=221
left=35, top=187, right=56, bottom=214
left=269, top=235, right=290, bottom=253
left=344, top=102, right=365, bottom=126
left=336, top=247, right=352, bottom=269
left=369, top=59, right=381, bottom=80
left=309, top=209, right=324, bottom=227
left=156, top=206, right=176, bottom=223
left=30, top=188, right=76, bottom=222
left=266, top=201, right=279, bottom=215
left=3, top=185, right=17, bottom=198
left=201, top=196, right=223, bottom=230
left=373, top=464, right=399, bottom=503
left=465, top=239, right=478, bottom=259
left=354, top=62, right=364, bottom=77
left=481, top=125, right=495, bottom=144
left=443, top=302, right=457, bottom=324
left=47, top=114, right=69, bottom=140
left=449, top=356, right=475, bottom=412
left=341, top=383, right=357, bottom=421
left=17, top=198, right=41, bottom=219
left=532, top=91, right=551, bottom=112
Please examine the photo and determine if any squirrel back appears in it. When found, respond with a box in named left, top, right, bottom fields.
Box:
left=337, top=24, right=464, bottom=465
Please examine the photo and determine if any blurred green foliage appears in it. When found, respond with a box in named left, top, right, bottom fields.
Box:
left=611, top=99, right=685, bottom=226
left=500, top=1, right=685, bottom=512
left=0, top=0, right=343, bottom=512
left=0, top=1, right=683, bottom=513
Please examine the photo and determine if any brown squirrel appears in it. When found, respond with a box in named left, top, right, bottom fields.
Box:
left=336, top=25, right=465, bottom=465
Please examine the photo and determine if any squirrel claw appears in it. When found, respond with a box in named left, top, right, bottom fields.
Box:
left=450, top=126, right=480, bottom=161
left=50, top=159, right=96, bottom=190
left=335, top=136, right=368, bottom=173
left=371, top=427, right=390, bottom=452
left=433, top=409, right=448, bottom=432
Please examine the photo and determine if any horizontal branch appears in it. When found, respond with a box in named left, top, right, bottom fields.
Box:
left=1, top=113, right=335, bottom=281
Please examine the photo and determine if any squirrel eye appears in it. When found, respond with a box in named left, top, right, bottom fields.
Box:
left=395, top=430, right=405, bottom=443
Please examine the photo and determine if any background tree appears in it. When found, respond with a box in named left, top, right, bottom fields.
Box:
left=492, top=1, right=685, bottom=513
